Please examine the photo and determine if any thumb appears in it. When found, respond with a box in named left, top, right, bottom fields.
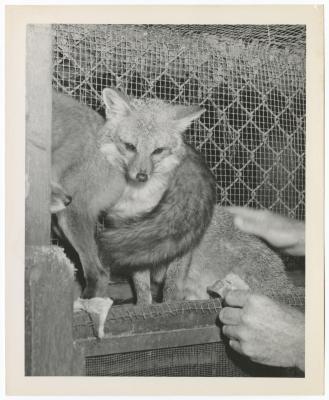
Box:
left=224, top=289, right=251, bottom=307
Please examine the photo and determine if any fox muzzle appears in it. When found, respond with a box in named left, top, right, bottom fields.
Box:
left=136, top=172, right=148, bottom=182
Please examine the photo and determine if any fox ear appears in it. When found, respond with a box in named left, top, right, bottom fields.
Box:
left=102, top=88, right=132, bottom=120
left=173, top=105, right=205, bottom=133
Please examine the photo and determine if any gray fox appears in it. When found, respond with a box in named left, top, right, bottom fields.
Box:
left=162, top=205, right=300, bottom=302
left=52, top=90, right=126, bottom=298
left=97, top=91, right=216, bottom=304
left=52, top=89, right=215, bottom=301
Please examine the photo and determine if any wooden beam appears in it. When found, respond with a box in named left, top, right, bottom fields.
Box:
left=77, top=326, right=221, bottom=357
left=25, top=24, right=52, bottom=246
left=73, top=299, right=223, bottom=339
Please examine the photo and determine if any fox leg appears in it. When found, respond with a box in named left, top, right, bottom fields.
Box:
left=132, top=269, right=152, bottom=305
left=57, top=208, right=109, bottom=299
left=162, top=252, right=192, bottom=302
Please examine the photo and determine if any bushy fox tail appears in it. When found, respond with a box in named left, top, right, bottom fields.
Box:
left=98, top=146, right=216, bottom=269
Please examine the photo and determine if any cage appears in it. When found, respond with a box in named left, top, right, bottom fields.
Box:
left=25, top=24, right=305, bottom=378
left=52, top=24, right=306, bottom=219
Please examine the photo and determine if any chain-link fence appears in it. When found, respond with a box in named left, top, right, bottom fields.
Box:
left=52, top=24, right=305, bottom=220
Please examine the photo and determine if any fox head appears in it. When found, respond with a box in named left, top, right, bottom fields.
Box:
left=99, top=88, right=205, bottom=184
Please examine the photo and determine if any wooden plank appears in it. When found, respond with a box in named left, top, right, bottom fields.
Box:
left=25, top=24, right=52, bottom=246
left=76, top=325, right=222, bottom=357
left=25, top=246, right=76, bottom=375
left=73, top=299, right=222, bottom=339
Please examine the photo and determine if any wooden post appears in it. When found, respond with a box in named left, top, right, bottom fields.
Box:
left=25, top=246, right=84, bottom=375
left=25, top=25, right=84, bottom=376
left=25, top=24, right=52, bottom=245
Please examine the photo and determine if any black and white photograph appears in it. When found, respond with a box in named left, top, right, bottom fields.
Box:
left=4, top=4, right=325, bottom=397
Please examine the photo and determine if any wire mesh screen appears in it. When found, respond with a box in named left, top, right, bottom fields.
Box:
left=85, top=342, right=248, bottom=376
left=52, top=24, right=305, bottom=219
left=85, top=341, right=302, bottom=377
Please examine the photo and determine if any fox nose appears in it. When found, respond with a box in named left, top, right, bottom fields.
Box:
left=64, top=195, right=72, bottom=206
left=136, top=172, right=148, bottom=182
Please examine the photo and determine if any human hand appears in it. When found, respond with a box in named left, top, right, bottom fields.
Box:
left=219, top=290, right=305, bottom=371
left=226, top=207, right=305, bottom=256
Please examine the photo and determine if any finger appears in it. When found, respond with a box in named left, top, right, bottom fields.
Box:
left=224, top=289, right=250, bottom=307
left=234, top=215, right=269, bottom=238
left=225, top=206, right=259, bottom=218
left=226, top=207, right=267, bottom=223
left=222, top=324, right=241, bottom=340
left=229, top=339, right=243, bottom=355
left=226, top=207, right=270, bottom=236
left=219, top=307, right=243, bottom=325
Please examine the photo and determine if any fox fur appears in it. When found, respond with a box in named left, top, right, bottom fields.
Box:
left=162, top=205, right=300, bottom=302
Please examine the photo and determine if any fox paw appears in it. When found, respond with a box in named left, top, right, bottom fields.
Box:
left=74, top=297, right=113, bottom=338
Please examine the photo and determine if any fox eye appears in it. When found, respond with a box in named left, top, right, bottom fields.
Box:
left=152, top=147, right=165, bottom=155
left=124, top=142, right=136, bottom=152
